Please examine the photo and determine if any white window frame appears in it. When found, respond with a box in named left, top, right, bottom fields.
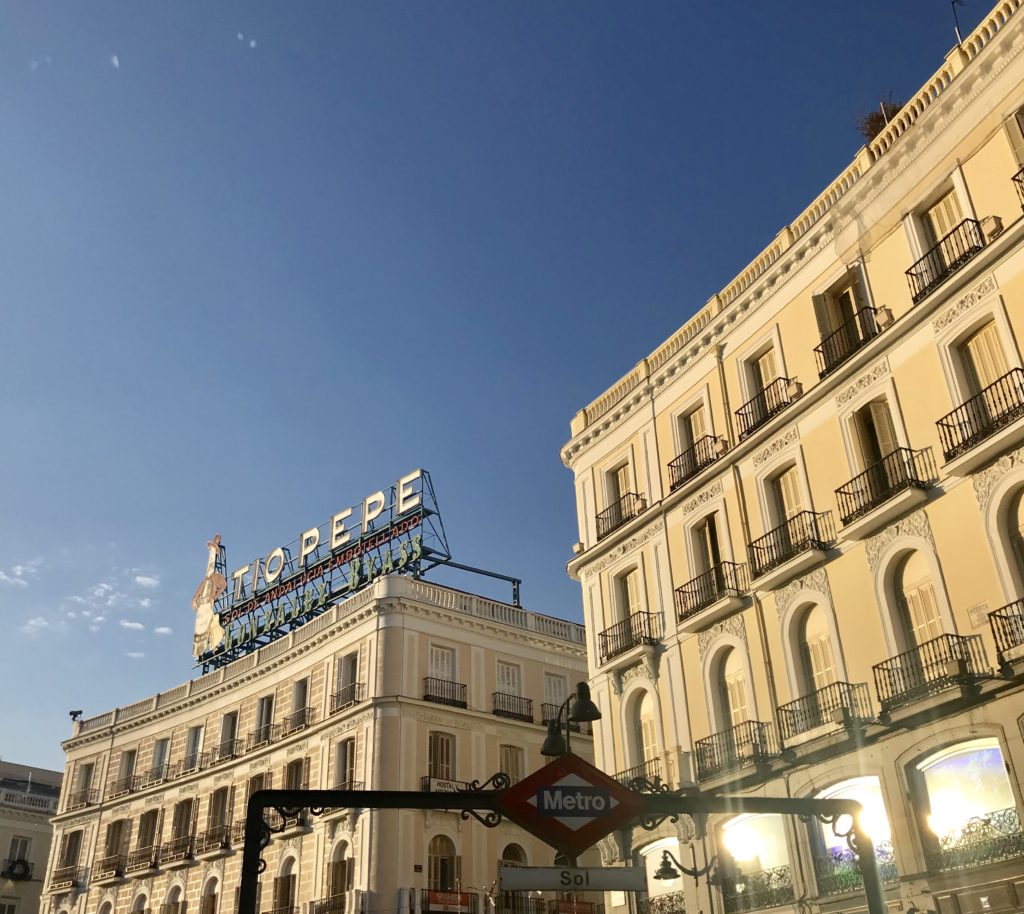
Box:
left=599, top=447, right=638, bottom=510
left=810, top=263, right=876, bottom=336
left=669, top=385, right=716, bottom=458
left=428, top=643, right=457, bottom=682
left=683, top=496, right=737, bottom=580
left=609, top=558, right=648, bottom=625
left=754, top=445, right=813, bottom=535
left=903, top=169, right=977, bottom=261
left=735, top=324, right=789, bottom=405
left=836, top=378, right=912, bottom=475
left=496, top=660, right=522, bottom=696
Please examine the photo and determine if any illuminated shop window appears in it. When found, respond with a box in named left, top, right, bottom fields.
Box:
left=916, top=737, right=1023, bottom=872
left=718, top=815, right=794, bottom=913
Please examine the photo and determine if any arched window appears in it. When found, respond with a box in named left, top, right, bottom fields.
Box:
left=428, top=835, right=458, bottom=891
left=165, top=885, right=184, bottom=914
left=719, top=815, right=793, bottom=907
left=1006, top=488, right=1024, bottom=589
left=796, top=605, right=836, bottom=694
left=631, top=691, right=658, bottom=772
left=714, top=648, right=749, bottom=730
left=274, top=857, right=298, bottom=912
left=811, top=777, right=895, bottom=894
left=131, top=894, right=149, bottom=914
left=98, top=902, right=113, bottom=914
left=893, top=551, right=943, bottom=650
left=329, top=841, right=354, bottom=897
left=200, top=877, right=220, bottom=914
left=914, top=738, right=1020, bottom=871
left=500, top=843, right=526, bottom=866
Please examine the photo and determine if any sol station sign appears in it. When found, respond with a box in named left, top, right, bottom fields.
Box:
left=496, top=753, right=645, bottom=858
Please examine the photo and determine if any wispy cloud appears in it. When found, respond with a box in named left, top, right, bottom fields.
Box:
left=134, top=575, right=159, bottom=589
left=154, top=626, right=172, bottom=636
left=110, top=54, right=120, bottom=70
left=120, top=619, right=145, bottom=631
left=20, top=616, right=50, bottom=635
left=1, top=557, right=42, bottom=587
left=125, top=651, right=145, bottom=659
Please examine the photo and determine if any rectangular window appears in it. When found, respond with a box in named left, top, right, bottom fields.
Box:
left=293, top=678, right=309, bottom=712
left=58, top=830, right=82, bottom=866
left=694, top=514, right=723, bottom=573
left=680, top=404, right=708, bottom=450
left=103, top=820, right=128, bottom=856
left=752, top=348, right=779, bottom=392
left=499, top=745, right=524, bottom=783
left=184, top=726, right=204, bottom=770
left=336, top=738, right=356, bottom=789
left=256, top=695, right=275, bottom=741
left=119, top=748, right=137, bottom=780
left=171, top=799, right=196, bottom=838
left=724, top=672, right=749, bottom=728
left=209, top=786, right=231, bottom=829
left=544, top=673, right=567, bottom=708
left=274, top=873, right=297, bottom=910
left=925, top=190, right=963, bottom=245
left=0, top=902, right=17, bottom=914
left=901, top=582, right=944, bottom=646
left=428, top=645, right=455, bottom=682
left=220, top=712, right=238, bottom=747
left=770, top=465, right=804, bottom=525
left=76, top=762, right=94, bottom=793
left=284, top=758, right=308, bottom=790
left=851, top=399, right=899, bottom=470
left=8, top=836, right=30, bottom=862
left=137, top=810, right=160, bottom=849
left=338, top=651, right=359, bottom=692
left=496, top=661, right=521, bottom=696
left=152, top=738, right=170, bottom=776
left=618, top=568, right=642, bottom=619
left=247, top=772, right=269, bottom=800
left=609, top=463, right=632, bottom=504
left=960, top=321, right=1009, bottom=394
left=802, top=635, right=838, bottom=692
left=428, top=732, right=455, bottom=781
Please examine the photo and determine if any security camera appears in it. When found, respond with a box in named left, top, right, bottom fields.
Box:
left=69, top=710, right=83, bottom=721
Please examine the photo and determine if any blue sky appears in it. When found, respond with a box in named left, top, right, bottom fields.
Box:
left=0, top=1, right=988, bottom=769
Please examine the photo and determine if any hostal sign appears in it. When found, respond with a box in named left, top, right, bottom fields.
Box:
left=193, top=469, right=448, bottom=668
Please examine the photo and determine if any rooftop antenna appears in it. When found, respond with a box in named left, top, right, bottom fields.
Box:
left=952, top=0, right=965, bottom=47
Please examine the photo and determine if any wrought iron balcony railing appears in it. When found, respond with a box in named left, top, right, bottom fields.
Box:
left=126, top=846, right=159, bottom=873
left=613, top=757, right=662, bottom=788
left=310, top=896, right=349, bottom=914
left=107, top=774, right=138, bottom=799
left=777, top=681, right=873, bottom=741
left=596, top=492, right=647, bottom=541
left=814, top=843, right=898, bottom=896
left=674, top=561, right=746, bottom=622
left=813, top=307, right=882, bottom=378
left=540, top=703, right=589, bottom=734
left=720, top=864, right=794, bottom=913
left=873, top=633, right=990, bottom=711
left=423, top=677, right=468, bottom=708
left=749, top=511, right=833, bottom=579
left=835, top=448, right=933, bottom=525
left=139, top=764, right=170, bottom=788
left=990, top=598, right=1024, bottom=657
left=49, top=864, right=83, bottom=890
left=281, top=706, right=317, bottom=735
left=175, top=753, right=204, bottom=777
left=206, top=739, right=242, bottom=766
left=319, top=780, right=365, bottom=814
left=694, top=720, right=777, bottom=781
left=330, top=682, right=367, bottom=714
left=196, top=824, right=235, bottom=854
left=736, top=378, right=798, bottom=440
left=66, top=788, right=98, bottom=810
left=160, top=835, right=194, bottom=863
left=247, top=723, right=282, bottom=751
left=93, top=854, right=124, bottom=880
left=936, top=368, right=1024, bottom=461
left=492, top=692, right=533, bottom=722
left=906, top=218, right=985, bottom=304
left=497, top=896, right=547, bottom=914
left=637, top=892, right=686, bottom=914
left=926, top=806, right=1024, bottom=873
left=597, top=611, right=662, bottom=664
left=668, top=436, right=726, bottom=491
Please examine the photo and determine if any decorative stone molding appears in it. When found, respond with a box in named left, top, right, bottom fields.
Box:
left=972, top=443, right=1024, bottom=511
left=681, top=481, right=723, bottom=516
left=864, top=508, right=936, bottom=572
left=931, top=275, right=998, bottom=333
left=697, top=615, right=747, bottom=661
left=835, top=359, right=889, bottom=407
left=286, top=740, right=309, bottom=756
left=319, top=711, right=374, bottom=743
left=753, top=428, right=799, bottom=466
left=774, top=567, right=835, bottom=620
left=582, top=519, right=665, bottom=579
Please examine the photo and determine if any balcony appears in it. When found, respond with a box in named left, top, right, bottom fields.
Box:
left=813, top=842, right=898, bottom=897
left=247, top=723, right=282, bottom=752
left=596, top=492, right=647, bottom=541
left=668, top=435, right=727, bottom=491
left=674, top=561, right=746, bottom=632
left=936, top=368, right=1024, bottom=473
left=990, top=598, right=1024, bottom=663
left=906, top=218, right=985, bottom=304
left=173, top=753, right=205, bottom=778
left=497, top=896, right=547, bottom=914
left=330, top=682, right=367, bottom=714
left=694, top=720, right=777, bottom=781
left=160, top=835, right=194, bottom=868
left=873, top=633, right=990, bottom=713
left=0, top=788, right=58, bottom=815
left=49, top=865, right=83, bottom=891
left=139, top=764, right=170, bottom=789
left=926, top=805, right=1024, bottom=873
left=107, top=774, right=138, bottom=799
left=835, top=448, right=934, bottom=538
left=93, top=854, right=125, bottom=884
left=637, top=893, right=685, bottom=914
left=748, top=511, right=834, bottom=590
left=195, top=824, right=237, bottom=857
left=420, top=775, right=470, bottom=792
left=281, top=706, right=316, bottom=736
left=423, top=677, right=467, bottom=708
left=721, top=865, right=794, bottom=913
left=613, top=757, right=662, bottom=788
left=66, top=788, right=98, bottom=811
left=736, top=378, right=799, bottom=441
left=310, top=897, right=349, bottom=914
left=126, top=845, right=160, bottom=875
left=813, top=307, right=883, bottom=378
left=492, top=693, right=533, bottom=723
left=206, top=739, right=242, bottom=766
left=597, top=611, right=662, bottom=665
left=541, top=703, right=590, bottom=734
left=777, top=681, right=873, bottom=744
left=1, top=858, right=33, bottom=881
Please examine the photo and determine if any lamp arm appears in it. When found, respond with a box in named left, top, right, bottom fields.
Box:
left=559, top=695, right=573, bottom=756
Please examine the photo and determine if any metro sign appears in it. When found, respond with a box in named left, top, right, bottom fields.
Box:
left=497, top=753, right=644, bottom=857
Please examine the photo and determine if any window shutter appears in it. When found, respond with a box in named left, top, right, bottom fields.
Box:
left=687, top=405, right=708, bottom=444
left=755, top=348, right=779, bottom=389
left=774, top=466, right=804, bottom=520
left=868, top=400, right=899, bottom=459
left=302, top=756, right=311, bottom=789
left=228, top=785, right=236, bottom=825
left=926, top=191, right=963, bottom=243
left=962, top=321, right=1009, bottom=392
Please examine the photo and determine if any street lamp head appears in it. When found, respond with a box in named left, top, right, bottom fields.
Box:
left=540, top=720, right=567, bottom=757
left=653, top=851, right=681, bottom=881
left=567, top=682, right=601, bottom=723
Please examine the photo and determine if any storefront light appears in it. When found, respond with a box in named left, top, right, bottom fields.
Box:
left=927, top=791, right=985, bottom=838
left=722, top=823, right=761, bottom=863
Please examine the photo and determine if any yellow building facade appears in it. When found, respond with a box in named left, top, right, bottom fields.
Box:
left=562, top=4, right=1024, bottom=914
left=41, top=576, right=594, bottom=914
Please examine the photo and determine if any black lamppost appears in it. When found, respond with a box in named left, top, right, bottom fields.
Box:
left=540, top=682, right=602, bottom=757
left=653, top=847, right=719, bottom=914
